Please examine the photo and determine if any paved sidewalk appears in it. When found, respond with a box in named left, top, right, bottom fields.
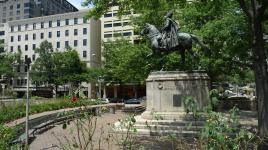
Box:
left=30, top=112, right=127, bottom=150
left=5, top=103, right=123, bottom=127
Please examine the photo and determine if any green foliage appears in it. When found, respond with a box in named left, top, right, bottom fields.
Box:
left=103, top=39, right=150, bottom=84
left=0, top=124, right=15, bottom=150
left=0, top=40, right=19, bottom=78
left=201, top=106, right=259, bottom=149
left=209, top=89, right=220, bottom=109
left=53, top=49, right=88, bottom=86
left=114, top=114, right=137, bottom=149
left=31, top=41, right=54, bottom=85
left=0, top=98, right=100, bottom=124
left=31, top=41, right=88, bottom=89
left=183, top=96, right=197, bottom=115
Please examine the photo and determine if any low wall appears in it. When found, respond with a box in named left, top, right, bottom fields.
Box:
left=217, top=97, right=257, bottom=111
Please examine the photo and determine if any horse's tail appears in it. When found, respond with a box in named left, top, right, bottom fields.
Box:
left=190, top=34, right=211, bottom=56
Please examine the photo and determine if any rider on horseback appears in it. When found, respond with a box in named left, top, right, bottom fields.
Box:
left=161, top=11, right=180, bottom=51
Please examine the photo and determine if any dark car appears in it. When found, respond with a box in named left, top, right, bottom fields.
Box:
left=124, top=98, right=141, bottom=104
left=108, top=98, right=124, bottom=103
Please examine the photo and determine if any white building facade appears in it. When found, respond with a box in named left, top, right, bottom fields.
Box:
left=0, top=10, right=101, bottom=97
left=101, top=6, right=138, bottom=43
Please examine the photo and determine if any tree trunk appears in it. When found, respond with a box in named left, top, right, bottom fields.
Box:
left=251, top=16, right=268, bottom=150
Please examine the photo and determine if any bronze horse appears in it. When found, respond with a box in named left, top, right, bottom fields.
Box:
left=141, top=23, right=210, bottom=68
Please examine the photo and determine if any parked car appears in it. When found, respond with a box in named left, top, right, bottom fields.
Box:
left=108, top=98, right=124, bottom=103
left=124, top=98, right=141, bottom=104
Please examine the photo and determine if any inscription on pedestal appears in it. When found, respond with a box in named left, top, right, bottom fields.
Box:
left=173, top=94, right=182, bottom=107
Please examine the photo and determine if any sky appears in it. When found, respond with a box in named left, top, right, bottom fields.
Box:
left=68, top=0, right=86, bottom=10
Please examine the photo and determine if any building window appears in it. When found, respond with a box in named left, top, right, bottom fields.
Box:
left=65, top=41, right=69, bottom=48
left=17, top=4, right=20, bottom=9
left=3, top=7, right=6, bottom=11
left=25, top=66, right=28, bottom=73
left=83, top=39, right=87, bottom=46
left=0, top=31, right=4, bottom=36
left=74, top=29, right=78, bottom=36
left=65, top=30, right=69, bottom=36
left=123, top=22, right=129, bottom=26
left=11, top=26, right=14, bottom=32
left=33, top=23, right=36, bottom=29
left=24, top=9, right=30, bottom=14
left=25, top=45, right=28, bottom=51
left=25, top=34, right=28, bottom=40
left=49, top=21, right=52, bottom=27
left=74, top=18, right=78, bottom=24
left=10, top=46, right=13, bottom=52
left=18, top=45, right=21, bottom=51
left=10, top=5, right=13, bottom=10
left=25, top=24, right=28, bottom=30
left=57, top=31, right=60, bottom=37
left=17, top=10, right=20, bottom=15
left=18, top=35, right=21, bottom=41
left=104, top=13, right=112, bottom=17
left=104, top=24, right=112, bottom=28
left=2, top=19, right=6, bottom=23
left=65, top=19, right=69, bottom=25
left=33, top=33, right=36, bottom=40
left=32, top=44, right=36, bottom=50
left=11, top=36, right=14, bottom=42
left=24, top=3, right=30, bottom=7
left=83, top=51, right=87, bottom=58
left=74, top=40, right=78, bottom=47
left=41, top=22, right=44, bottom=28
left=104, top=34, right=112, bottom=38
left=57, top=42, right=60, bottom=48
left=18, top=25, right=21, bottom=31
left=17, top=66, right=20, bottom=73
left=113, top=22, right=122, bottom=27
left=32, top=54, right=35, bottom=61
left=48, top=32, right=52, bottom=38
left=123, top=32, right=132, bottom=36
left=57, top=20, right=60, bottom=26
left=40, top=33, right=44, bottom=39
left=83, top=28, right=87, bottom=34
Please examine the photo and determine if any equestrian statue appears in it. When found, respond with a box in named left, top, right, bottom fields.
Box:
left=141, top=11, right=210, bottom=69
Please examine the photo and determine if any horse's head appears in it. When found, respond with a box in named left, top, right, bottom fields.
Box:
left=140, top=23, right=151, bottom=36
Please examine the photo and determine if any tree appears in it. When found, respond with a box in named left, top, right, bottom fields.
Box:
left=237, top=0, right=268, bottom=148
left=53, top=49, right=88, bottom=93
left=31, top=41, right=88, bottom=96
left=31, top=41, right=55, bottom=86
left=102, top=39, right=150, bottom=84
left=0, top=39, right=18, bottom=79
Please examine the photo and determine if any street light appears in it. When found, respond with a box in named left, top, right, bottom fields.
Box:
left=25, top=57, right=31, bottom=147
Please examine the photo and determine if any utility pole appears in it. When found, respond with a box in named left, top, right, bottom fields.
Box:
left=25, top=58, right=31, bottom=148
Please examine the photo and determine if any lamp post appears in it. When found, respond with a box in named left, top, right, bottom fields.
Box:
left=25, top=58, right=31, bottom=147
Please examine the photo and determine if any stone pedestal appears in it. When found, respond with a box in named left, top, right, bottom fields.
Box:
left=141, top=71, right=210, bottom=120
left=115, top=71, right=210, bottom=137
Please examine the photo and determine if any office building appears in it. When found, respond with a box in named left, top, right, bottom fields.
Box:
left=0, top=10, right=101, bottom=97
left=0, top=0, right=78, bottom=24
